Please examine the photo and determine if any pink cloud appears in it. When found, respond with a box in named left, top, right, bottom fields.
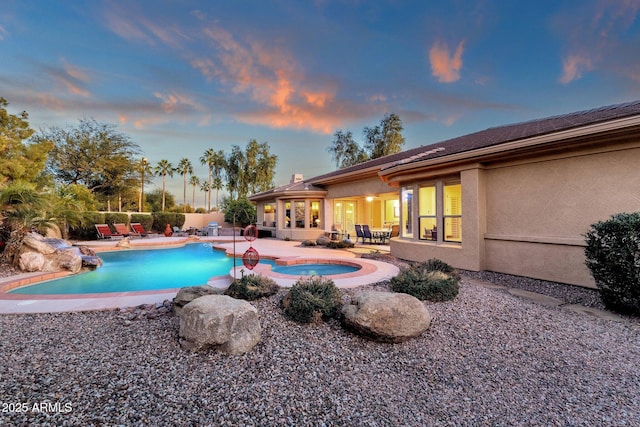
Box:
left=429, top=40, right=465, bottom=83
left=196, top=25, right=343, bottom=133
left=559, top=53, right=593, bottom=84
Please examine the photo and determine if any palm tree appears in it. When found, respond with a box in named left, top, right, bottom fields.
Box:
left=177, top=158, right=193, bottom=212
left=153, top=159, right=174, bottom=212
left=189, top=175, right=200, bottom=208
left=199, top=181, right=210, bottom=211
left=200, top=149, right=216, bottom=212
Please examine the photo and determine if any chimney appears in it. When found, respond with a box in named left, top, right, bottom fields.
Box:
left=290, top=173, right=304, bottom=184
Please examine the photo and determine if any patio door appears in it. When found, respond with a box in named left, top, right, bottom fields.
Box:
left=334, top=200, right=357, bottom=238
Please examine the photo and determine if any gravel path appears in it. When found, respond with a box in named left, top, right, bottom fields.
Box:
left=1, top=278, right=639, bottom=426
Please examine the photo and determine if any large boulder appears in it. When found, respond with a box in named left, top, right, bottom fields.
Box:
left=173, top=285, right=224, bottom=316
left=179, top=295, right=261, bottom=355
left=17, top=232, right=89, bottom=274
left=341, top=291, right=431, bottom=343
left=18, top=252, right=45, bottom=272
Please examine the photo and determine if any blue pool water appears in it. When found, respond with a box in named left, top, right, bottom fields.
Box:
left=9, top=243, right=358, bottom=295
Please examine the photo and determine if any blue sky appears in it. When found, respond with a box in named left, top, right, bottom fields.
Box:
left=2, top=0, right=640, bottom=206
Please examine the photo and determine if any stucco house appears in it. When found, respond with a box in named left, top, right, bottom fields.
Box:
left=250, top=100, right=640, bottom=288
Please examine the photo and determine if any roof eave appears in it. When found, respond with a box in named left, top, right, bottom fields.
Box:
left=379, top=115, right=640, bottom=183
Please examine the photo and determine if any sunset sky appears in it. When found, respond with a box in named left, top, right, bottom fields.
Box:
left=2, top=0, right=640, bottom=207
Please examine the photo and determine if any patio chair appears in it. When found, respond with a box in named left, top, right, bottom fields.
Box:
left=389, top=224, right=400, bottom=239
left=113, top=223, right=134, bottom=238
left=95, top=224, right=123, bottom=240
left=173, top=226, right=188, bottom=237
left=362, top=224, right=374, bottom=244
left=130, top=223, right=149, bottom=237
left=354, top=224, right=364, bottom=244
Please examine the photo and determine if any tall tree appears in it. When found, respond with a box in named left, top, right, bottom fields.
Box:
left=0, top=97, right=52, bottom=186
left=210, top=150, right=226, bottom=208
left=177, top=158, right=193, bottom=212
left=327, top=130, right=368, bottom=168
left=189, top=175, right=200, bottom=208
left=199, top=181, right=210, bottom=210
left=363, top=112, right=405, bottom=159
left=244, top=139, right=278, bottom=195
left=42, top=118, right=140, bottom=202
left=225, top=145, right=246, bottom=199
left=200, top=149, right=217, bottom=212
left=154, top=159, right=174, bottom=212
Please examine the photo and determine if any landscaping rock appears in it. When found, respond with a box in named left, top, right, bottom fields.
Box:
left=16, top=232, right=89, bottom=274
left=18, top=252, right=45, bottom=272
left=178, top=295, right=262, bottom=355
left=173, top=285, right=224, bottom=316
left=341, top=291, right=431, bottom=343
left=316, top=235, right=331, bottom=246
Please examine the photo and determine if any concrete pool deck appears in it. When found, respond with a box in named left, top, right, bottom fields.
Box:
left=0, top=236, right=398, bottom=314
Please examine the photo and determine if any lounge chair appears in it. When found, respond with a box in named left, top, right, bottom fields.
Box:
left=362, top=225, right=374, bottom=244
left=130, top=223, right=149, bottom=237
left=113, top=223, right=133, bottom=237
left=95, top=224, right=123, bottom=240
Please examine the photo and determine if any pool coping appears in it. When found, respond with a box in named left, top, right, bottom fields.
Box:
left=0, top=237, right=398, bottom=314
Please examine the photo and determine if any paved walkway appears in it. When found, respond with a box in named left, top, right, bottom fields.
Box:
left=0, top=237, right=397, bottom=314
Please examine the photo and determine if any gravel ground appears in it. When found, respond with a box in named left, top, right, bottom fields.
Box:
left=1, top=277, right=639, bottom=426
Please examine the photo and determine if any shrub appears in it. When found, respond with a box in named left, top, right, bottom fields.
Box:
left=151, top=213, right=185, bottom=232
left=104, top=212, right=129, bottom=227
left=281, top=276, right=342, bottom=323
left=69, top=212, right=105, bottom=240
left=327, top=240, right=355, bottom=249
left=130, top=213, right=153, bottom=232
left=390, top=259, right=459, bottom=302
left=584, top=212, right=640, bottom=315
left=301, top=239, right=317, bottom=247
left=224, top=273, right=279, bottom=301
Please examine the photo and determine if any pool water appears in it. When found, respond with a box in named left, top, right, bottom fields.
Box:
left=9, top=243, right=358, bottom=295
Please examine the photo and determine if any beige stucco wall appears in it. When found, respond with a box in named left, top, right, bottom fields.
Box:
left=390, top=144, right=640, bottom=288
left=324, top=177, right=395, bottom=199
left=483, top=146, right=640, bottom=287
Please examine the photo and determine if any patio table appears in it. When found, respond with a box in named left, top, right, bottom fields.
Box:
left=371, top=229, right=391, bottom=244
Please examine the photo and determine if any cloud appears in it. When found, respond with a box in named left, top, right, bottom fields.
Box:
left=0, top=25, right=7, bottom=41
left=554, top=0, right=640, bottom=83
left=429, top=40, right=465, bottom=83
left=195, top=25, right=344, bottom=133
left=559, top=53, right=593, bottom=84
left=153, top=92, right=204, bottom=114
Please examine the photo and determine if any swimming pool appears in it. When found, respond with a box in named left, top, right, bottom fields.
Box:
left=9, top=243, right=360, bottom=295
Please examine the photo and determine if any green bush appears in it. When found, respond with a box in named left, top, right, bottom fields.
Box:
left=130, top=213, right=153, bottom=232
left=224, top=273, right=279, bottom=301
left=151, top=213, right=185, bottom=232
left=104, top=212, right=129, bottom=227
left=67, top=212, right=104, bottom=240
left=301, top=240, right=317, bottom=247
left=281, top=276, right=342, bottom=323
left=390, top=259, right=459, bottom=302
left=584, top=212, right=640, bottom=315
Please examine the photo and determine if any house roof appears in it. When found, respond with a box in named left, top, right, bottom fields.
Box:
left=308, top=100, right=640, bottom=185
left=248, top=179, right=327, bottom=201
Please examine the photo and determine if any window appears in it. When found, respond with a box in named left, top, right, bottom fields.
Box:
left=285, top=202, right=291, bottom=227
left=294, top=201, right=305, bottom=228
left=418, top=186, right=437, bottom=241
left=263, top=203, right=276, bottom=227
left=401, top=187, right=413, bottom=238
left=309, top=201, right=320, bottom=227
left=405, top=179, right=462, bottom=243
left=444, top=183, right=461, bottom=242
